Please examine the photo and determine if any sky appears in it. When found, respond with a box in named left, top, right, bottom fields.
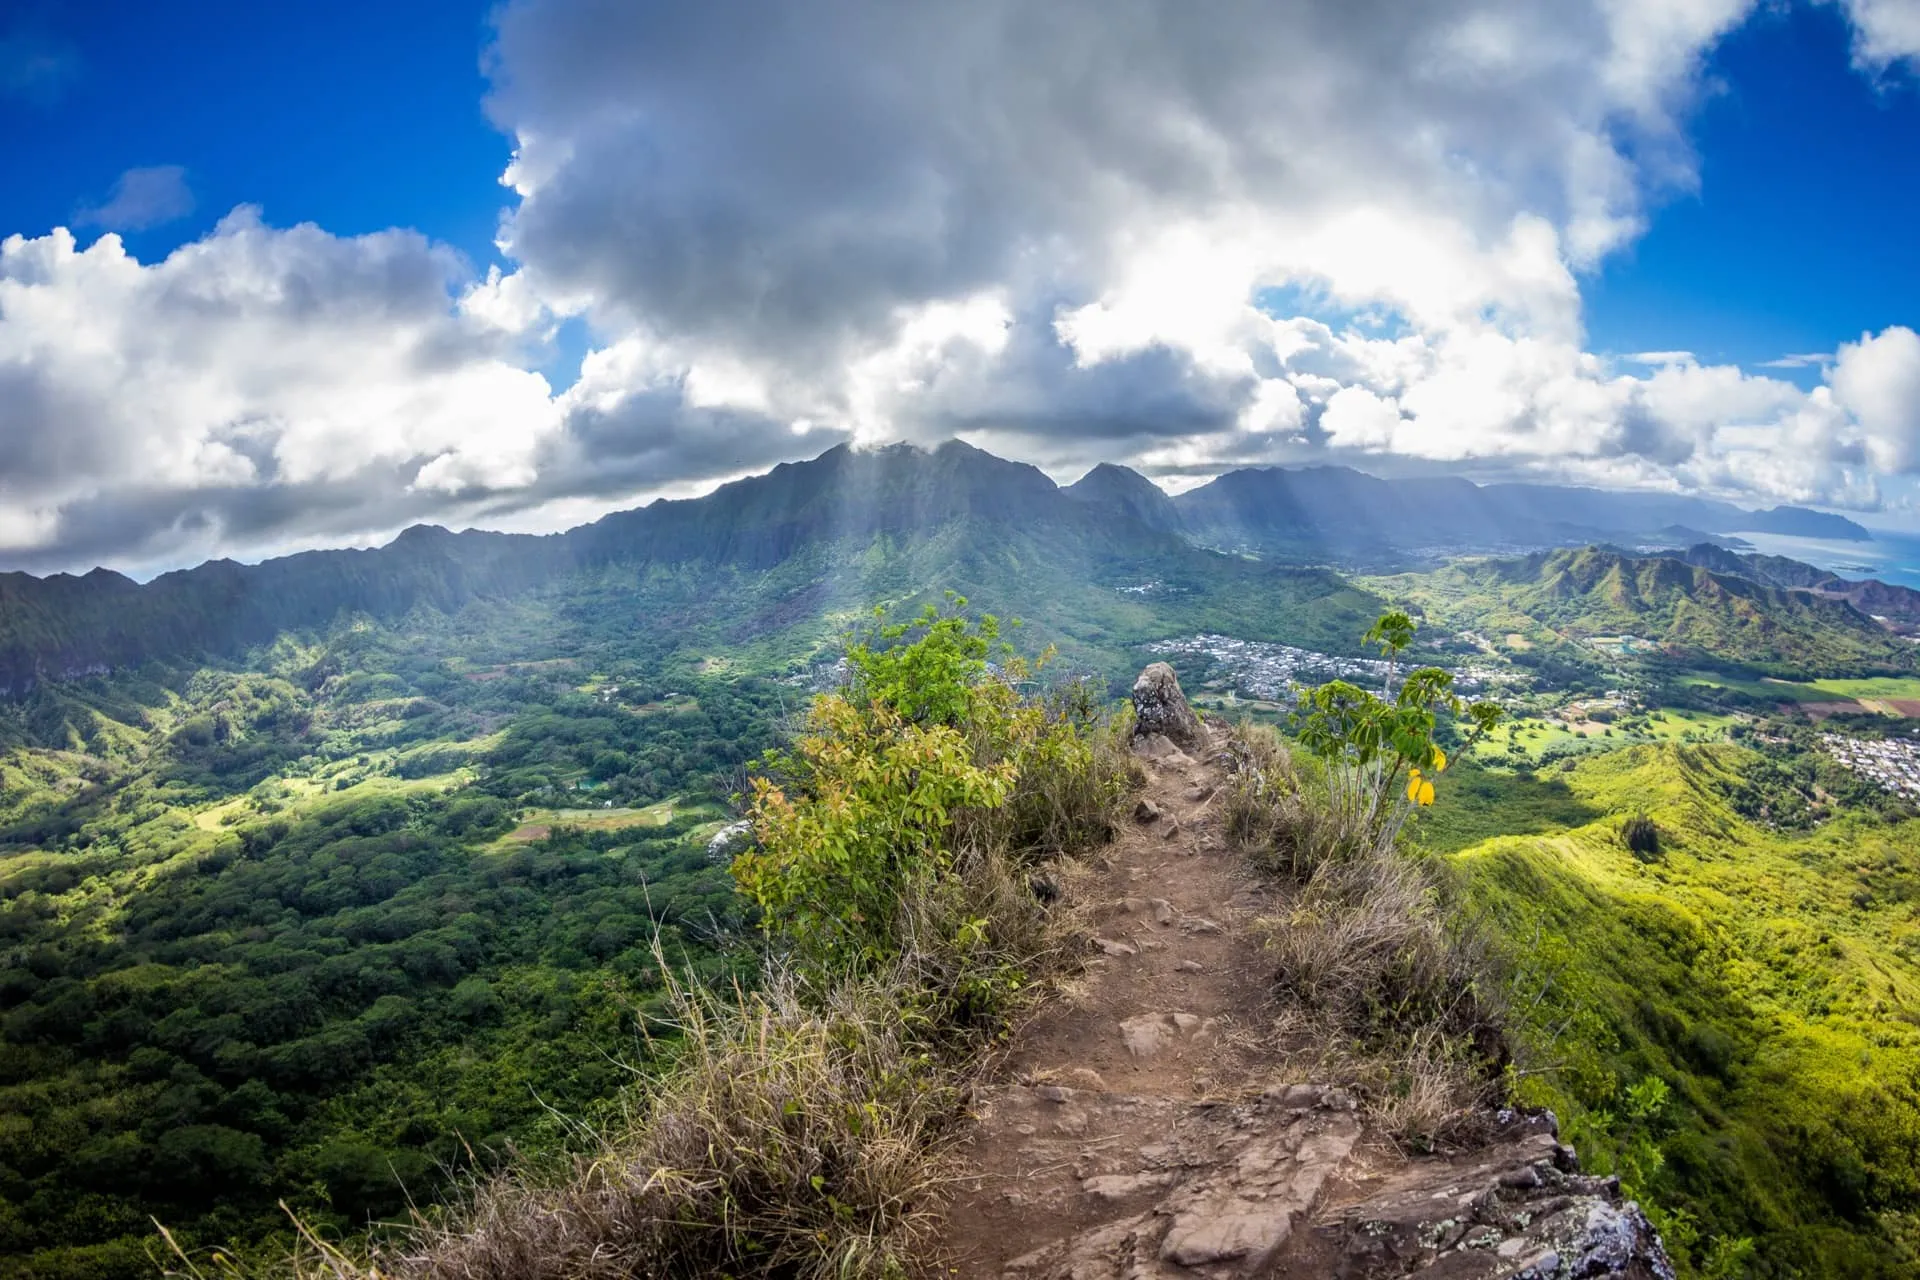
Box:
left=2, top=0, right=1919, bottom=576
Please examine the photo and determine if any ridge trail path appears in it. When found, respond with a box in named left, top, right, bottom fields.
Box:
left=939, top=731, right=1372, bottom=1278
left=937, top=727, right=1672, bottom=1280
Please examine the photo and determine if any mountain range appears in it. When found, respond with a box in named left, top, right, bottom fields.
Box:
left=0, top=442, right=1886, bottom=693
left=1148, top=465, right=1868, bottom=560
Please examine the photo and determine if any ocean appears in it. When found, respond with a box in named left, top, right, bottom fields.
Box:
left=1725, top=529, right=1920, bottom=591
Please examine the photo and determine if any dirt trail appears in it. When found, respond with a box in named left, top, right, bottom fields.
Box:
left=939, top=731, right=1364, bottom=1277
left=937, top=721, right=1675, bottom=1280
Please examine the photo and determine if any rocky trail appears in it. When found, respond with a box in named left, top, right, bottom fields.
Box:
left=936, top=667, right=1674, bottom=1280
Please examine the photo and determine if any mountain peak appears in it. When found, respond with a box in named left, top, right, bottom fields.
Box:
left=1064, top=461, right=1183, bottom=532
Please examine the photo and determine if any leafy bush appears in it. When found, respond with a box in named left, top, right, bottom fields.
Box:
left=1622, top=813, right=1662, bottom=861
left=1289, top=611, right=1502, bottom=855
left=735, top=599, right=1127, bottom=983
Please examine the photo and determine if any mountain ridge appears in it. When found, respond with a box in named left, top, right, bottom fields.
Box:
left=0, top=442, right=1885, bottom=693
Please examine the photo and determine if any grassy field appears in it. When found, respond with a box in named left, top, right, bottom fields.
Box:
left=1677, top=672, right=1920, bottom=715
left=497, top=796, right=702, bottom=844
left=1470, top=707, right=1737, bottom=764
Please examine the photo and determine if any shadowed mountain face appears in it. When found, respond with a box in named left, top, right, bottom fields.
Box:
left=1680, top=543, right=1920, bottom=628
left=0, top=442, right=1378, bottom=694
left=1168, top=465, right=1871, bottom=561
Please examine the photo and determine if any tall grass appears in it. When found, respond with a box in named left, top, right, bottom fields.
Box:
left=1227, top=721, right=1509, bottom=1148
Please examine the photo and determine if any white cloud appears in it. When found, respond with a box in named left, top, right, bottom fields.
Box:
left=76, top=165, right=195, bottom=231
left=478, top=0, right=1782, bottom=495
left=1836, top=0, right=1920, bottom=71
left=0, top=212, right=562, bottom=568
left=1832, top=326, right=1920, bottom=471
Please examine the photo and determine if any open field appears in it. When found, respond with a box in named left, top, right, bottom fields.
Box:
left=1471, top=706, right=1737, bottom=764
left=497, top=796, right=697, bottom=844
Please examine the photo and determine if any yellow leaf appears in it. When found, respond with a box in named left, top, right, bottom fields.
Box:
left=1415, top=778, right=1435, bottom=806
left=1406, top=768, right=1423, bottom=803
left=1431, top=746, right=1448, bottom=773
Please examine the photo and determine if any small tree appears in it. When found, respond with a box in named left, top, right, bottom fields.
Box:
left=1290, top=610, right=1502, bottom=850
left=1621, top=813, right=1662, bottom=861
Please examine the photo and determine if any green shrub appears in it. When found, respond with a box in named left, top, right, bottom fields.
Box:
left=1234, top=612, right=1509, bottom=1146
left=1622, top=813, right=1662, bottom=861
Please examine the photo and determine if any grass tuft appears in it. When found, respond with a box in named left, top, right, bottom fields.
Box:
left=1228, top=722, right=1509, bottom=1147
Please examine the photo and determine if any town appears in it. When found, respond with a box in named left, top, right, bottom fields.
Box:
left=1152, top=632, right=1509, bottom=705
left=1821, top=733, right=1920, bottom=799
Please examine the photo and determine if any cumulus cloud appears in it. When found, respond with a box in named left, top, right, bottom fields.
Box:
left=0, top=213, right=560, bottom=570
left=483, top=0, right=1853, bottom=497
left=1836, top=0, right=1920, bottom=71
left=76, top=165, right=196, bottom=231
left=4, top=0, right=1920, bottom=571
left=1833, top=326, right=1920, bottom=471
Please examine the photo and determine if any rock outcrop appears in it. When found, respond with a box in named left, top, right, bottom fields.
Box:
left=1283, top=1110, right=1675, bottom=1279
left=1132, top=661, right=1207, bottom=750
left=971, top=1086, right=1671, bottom=1280
left=703, top=819, right=754, bottom=865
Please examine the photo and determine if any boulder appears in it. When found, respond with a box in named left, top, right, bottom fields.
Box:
left=704, top=820, right=754, bottom=865
left=1131, top=662, right=1206, bottom=749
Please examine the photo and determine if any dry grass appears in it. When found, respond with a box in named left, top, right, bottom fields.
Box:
left=227, top=963, right=950, bottom=1280
left=1222, top=726, right=1375, bottom=879
left=1227, top=722, right=1510, bottom=1149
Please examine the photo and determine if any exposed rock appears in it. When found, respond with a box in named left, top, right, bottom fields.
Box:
left=1094, top=937, right=1139, bottom=958
left=1133, top=731, right=1197, bottom=767
left=1279, top=1112, right=1676, bottom=1279
left=1119, top=1011, right=1213, bottom=1059
left=1132, top=663, right=1207, bottom=749
left=1136, top=797, right=1163, bottom=823
left=703, top=819, right=754, bottom=865
left=986, top=1087, right=1361, bottom=1279
left=980, top=1092, right=1670, bottom=1280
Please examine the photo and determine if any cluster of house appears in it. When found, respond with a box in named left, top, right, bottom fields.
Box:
left=1821, top=733, right=1920, bottom=797
left=1152, top=633, right=1505, bottom=705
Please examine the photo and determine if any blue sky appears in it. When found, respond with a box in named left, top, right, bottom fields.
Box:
left=0, top=1, right=505, bottom=264
left=1584, top=1, right=1920, bottom=376
left=2, top=0, right=1920, bottom=572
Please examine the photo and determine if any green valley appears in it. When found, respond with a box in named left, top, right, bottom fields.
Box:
left=5, top=444, right=1920, bottom=1278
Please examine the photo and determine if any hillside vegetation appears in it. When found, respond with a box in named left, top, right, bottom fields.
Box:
left=249, top=602, right=1132, bottom=1279
left=1428, top=747, right=1920, bottom=1276
left=1379, top=546, right=1916, bottom=676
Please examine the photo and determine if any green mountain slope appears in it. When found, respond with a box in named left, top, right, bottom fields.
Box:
left=1381, top=546, right=1915, bottom=675
left=1434, top=744, right=1920, bottom=1277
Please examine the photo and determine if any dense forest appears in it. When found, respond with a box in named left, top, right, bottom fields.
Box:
left=0, top=604, right=782, bottom=1278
